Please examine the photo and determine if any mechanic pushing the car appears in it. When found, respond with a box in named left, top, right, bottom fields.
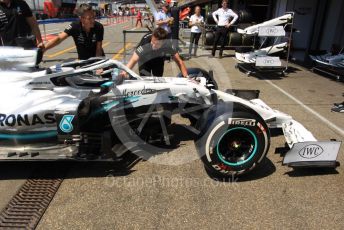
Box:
left=0, top=0, right=44, bottom=48
left=124, top=27, right=189, bottom=77
left=44, top=4, right=104, bottom=60
left=212, top=0, right=238, bottom=58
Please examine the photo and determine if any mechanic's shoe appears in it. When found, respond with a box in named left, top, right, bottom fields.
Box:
left=331, top=104, right=344, bottom=113
left=333, top=102, right=344, bottom=107
left=184, top=54, right=191, bottom=60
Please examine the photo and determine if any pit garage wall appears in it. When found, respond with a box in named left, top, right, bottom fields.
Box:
left=318, top=0, right=344, bottom=51
left=180, top=0, right=274, bottom=22
left=274, top=0, right=344, bottom=61
left=180, top=0, right=343, bottom=62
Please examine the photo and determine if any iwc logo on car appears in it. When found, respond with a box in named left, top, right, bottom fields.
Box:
left=263, top=59, right=275, bottom=65
left=298, top=144, right=324, bottom=159
left=265, top=28, right=278, bottom=36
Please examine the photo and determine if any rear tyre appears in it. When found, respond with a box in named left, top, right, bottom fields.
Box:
left=228, top=33, right=242, bottom=46
left=238, top=10, right=253, bottom=23
left=205, top=31, right=215, bottom=46
left=195, top=105, right=270, bottom=177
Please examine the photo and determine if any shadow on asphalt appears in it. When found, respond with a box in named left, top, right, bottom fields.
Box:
left=0, top=124, right=283, bottom=182
left=205, top=157, right=276, bottom=182
left=236, top=65, right=302, bottom=80
left=221, top=54, right=236, bottom=58
left=270, top=128, right=284, bottom=137
left=193, top=54, right=236, bottom=59
left=285, top=167, right=339, bottom=177
left=0, top=156, right=276, bottom=182
left=0, top=123, right=199, bottom=181
left=0, top=157, right=139, bottom=181
left=257, top=66, right=301, bottom=80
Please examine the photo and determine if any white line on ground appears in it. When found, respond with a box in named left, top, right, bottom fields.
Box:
left=265, top=79, right=344, bottom=137
left=40, top=28, right=62, bottom=33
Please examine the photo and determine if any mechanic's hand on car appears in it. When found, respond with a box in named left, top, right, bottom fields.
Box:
left=119, top=70, right=129, bottom=79
left=95, top=68, right=104, bottom=76
left=111, top=70, right=128, bottom=85
left=187, top=75, right=201, bottom=84
left=225, top=24, right=231, bottom=29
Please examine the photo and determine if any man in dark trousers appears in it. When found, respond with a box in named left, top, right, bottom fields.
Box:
left=44, top=4, right=104, bottom=60
left=212, top=0, right=238, bottom=58
left=125, top=27, right=188, bottom=78
left=0, top=0, right=44, bottom=48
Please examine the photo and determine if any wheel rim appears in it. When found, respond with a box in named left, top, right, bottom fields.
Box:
left=216, top=127, right=258, bottom=166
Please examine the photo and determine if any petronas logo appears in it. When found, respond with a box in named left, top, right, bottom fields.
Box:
left=59, top=115, right=75, bottom=133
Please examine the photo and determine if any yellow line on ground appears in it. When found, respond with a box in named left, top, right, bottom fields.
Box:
left=46, top=46, right=76, bottom=58
left=102, top=41, right=110, bottom=48
left=46, top=41, right=110, bottom=58
left=112, top=43, right=132, bottom=60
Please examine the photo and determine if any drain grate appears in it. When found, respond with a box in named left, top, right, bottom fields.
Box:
left=0, top=177, right=63, bottom=229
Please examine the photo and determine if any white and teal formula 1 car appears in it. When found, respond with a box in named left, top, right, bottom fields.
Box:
left=0, top=53, right=341, bottom=177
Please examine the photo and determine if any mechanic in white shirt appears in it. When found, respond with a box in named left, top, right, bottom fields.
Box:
left=188, top=6, right=204, bottom=58
left=211, top=0, right=238, bottom=58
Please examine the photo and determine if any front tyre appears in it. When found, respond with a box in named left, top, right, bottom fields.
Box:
left=196, top=110, right=270, bottom=177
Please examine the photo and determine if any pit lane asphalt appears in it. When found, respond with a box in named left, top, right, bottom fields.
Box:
left=1, top=20, right=344, bottom=229
left=0, top=18, right=136, bottom=219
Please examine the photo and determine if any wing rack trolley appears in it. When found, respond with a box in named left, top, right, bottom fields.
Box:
left=235, top=12, right=295, bottom=77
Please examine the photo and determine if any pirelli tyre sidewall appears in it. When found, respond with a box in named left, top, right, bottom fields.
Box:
left=196, top=109, right=270, bottom=177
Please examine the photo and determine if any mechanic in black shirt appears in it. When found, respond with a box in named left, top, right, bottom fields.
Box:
left=45, top=4, right=104, bottom=60
left=0, top=0, right=44, bottom=48
left=125, top=27, right=188, bottom=77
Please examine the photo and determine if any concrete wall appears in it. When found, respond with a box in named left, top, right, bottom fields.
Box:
left=272, top=0, right=344, bottom=61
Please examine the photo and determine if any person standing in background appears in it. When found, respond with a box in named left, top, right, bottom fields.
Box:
left=188, top=6, right=204, bottom=58
left=155, top=3, right=173, bottom=38
left=136, top=10, right=143, bottom=28
left=0, top=0, right=44, bottom=48
left=212, top=0, right=238, bottom=58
